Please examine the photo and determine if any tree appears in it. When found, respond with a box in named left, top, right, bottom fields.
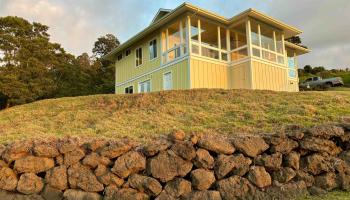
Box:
left=304, top=65, right=312, bottom=74
left=286, top=36, right=302, bottom=45
left=92, top=34, right=120, bottom=58
left=312, top=66, right=326, bottom=74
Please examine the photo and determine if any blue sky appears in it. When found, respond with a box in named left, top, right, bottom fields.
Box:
left=1, top=0, right=349, bottom=69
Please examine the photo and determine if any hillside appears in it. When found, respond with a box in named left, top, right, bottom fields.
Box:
left=0, top=89, right=350, bottom=143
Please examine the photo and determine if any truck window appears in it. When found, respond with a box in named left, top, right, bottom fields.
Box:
left=312, top=77, right=319, bottom=81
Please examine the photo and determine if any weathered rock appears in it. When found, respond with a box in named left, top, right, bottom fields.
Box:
left=33, top=140, right=59, bottom=158
left=198, top=136, right=235, bottom=155
left=147, top=151, right=192, bottom=182
left=63, top=189, right=102, bottom=200
left=307, top=125, right=344, bottom=139
left=300, top=137, right=342, bottom=155
left=14, top=156, right=54, bottom=173
left=128, top=174, right=162, bottom=196
left=0, top=190, right=44, bottom=200
left=295, top=170, right=315, bottom=187
left=171, top=141, right=196, bottom=161
left=300, top=154, right=332, bottom=175
left=267, top=135, right=298, bottom=154
left=256, top=153, right=282, bottom=171
left=113, top=188, right=149, bottom=200
left=0, top=167, right=18, bottom=191
left=99, top=141, right=132, bottom=159
left=315, top=172, right=338, bottom=191
left=41, top=185, right=63, bottom=200
left=96, top=166, right=124, bottom=187
left=64, top=148, right=85, bottom=166
left=103, top=185, right=119, bottom=200
left=337, top=171, right=350, bottom=191
left=265, top=181, right=308, bottom=200
left=57, top=138, right=79, bottom=154
left=0, top=160, right=7, bottom=168
left=2, top=140, right=33, bottom=163
left=191, top=169, right=215, bottom=190
left=45, top=165, right=68, bottom=190
left=272, top=167, right=296, bottom=183
left=194, top=148, right=214, bottom=169
left=111, top=151, right=146, bottom=179
left=82, top=152, right=111, bottom=168
left=155, top=178, right=191, bottom=200
left=216, top=175, right=256, bottom=200
left=68, top=163, right=104, bottom=192
left=169, top=130, right=186, bottom=141
left=247, top=166, right=272, bottom=188
left=284, top=151, right=300, bottom=170
left=85, top=138, right=108, bottom=151
left=339, top=150, right=350, bottom=165
left=17, top=173, right=43, bottom=194
left=231, top=154, right=252, bottom=176
left=308, top=186, right=327, bottom=196
left=182, top=190, right=222, bottom=200
left=214, top=154, right=235, bottom=180
left=232, top=136, right=268, bottom=157
left=143, top=139, right=172, bottom=157
left=56, top=155, right=64, bottom=166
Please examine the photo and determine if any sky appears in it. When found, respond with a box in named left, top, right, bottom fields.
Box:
left=0, top=0, right=349, bottom=69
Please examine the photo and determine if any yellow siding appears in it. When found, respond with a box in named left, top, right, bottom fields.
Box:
left=190, top=58, right=229, bottom=89
left=116, top=59, right=189, bottom=94
left=229, top=61, right=252, bottom=89
left=252, top=60, right=291, bottom=91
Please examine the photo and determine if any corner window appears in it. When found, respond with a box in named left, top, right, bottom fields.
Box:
left=139, top=80, right=151, bottom=93
left=135, top=47, right=142, bottom=67
left=163, top=72, right=172, bottom=90
left=125, top=49, right=131, bottom=57
left=149, top=39, right=157, bottom=60
left=125, top=86, right=133, bottom=94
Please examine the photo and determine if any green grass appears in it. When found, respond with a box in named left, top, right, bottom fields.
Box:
left=300, top=191, right=350, bottom=200
left=0, top=89, right=349, bottom=143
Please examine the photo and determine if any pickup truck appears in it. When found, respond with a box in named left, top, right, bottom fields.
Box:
left=299, top=76, right=344, bottom=90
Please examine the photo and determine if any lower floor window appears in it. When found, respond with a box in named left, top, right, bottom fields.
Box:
left=163, top=72, right=172, bottom=90
left=139, top=80, right=151, bottom=93
left=125, top=86, right=134, bottom=94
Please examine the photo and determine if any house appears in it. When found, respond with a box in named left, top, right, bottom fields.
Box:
left=103, top=3, right=310, bottom=94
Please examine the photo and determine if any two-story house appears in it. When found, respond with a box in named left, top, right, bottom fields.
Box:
left=103, top=3, right=310, bottom=94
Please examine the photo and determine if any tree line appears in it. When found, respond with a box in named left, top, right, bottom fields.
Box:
left=0, top=16, right=119, bottom=109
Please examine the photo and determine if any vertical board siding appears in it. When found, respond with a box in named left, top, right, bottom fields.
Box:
left=230, top=61, right=251, bottom=89
left=190, top=58, right=229, bottom=89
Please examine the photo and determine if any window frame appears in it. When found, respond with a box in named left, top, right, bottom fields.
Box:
left=138, top=79, right=151, bottom=93
left=117, top=54, right=123, bottom=61
left=135, top=46, right=143, bottom=67
left=124, top=85, right=134, bottom=94
left=125, top=49, right=131, bottom=57
left=163, top=71, right=173, bottom=90
left=149, top=38, right=158, bottom=61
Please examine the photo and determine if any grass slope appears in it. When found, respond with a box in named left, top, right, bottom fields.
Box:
left=0, top=89, right=349, bottom=143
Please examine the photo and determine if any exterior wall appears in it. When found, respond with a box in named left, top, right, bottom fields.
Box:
left=116, top=58, right=189, bottom=94
left=190, top=57, right=229, bottom=89
left=229, top=61, right=252, bottom=89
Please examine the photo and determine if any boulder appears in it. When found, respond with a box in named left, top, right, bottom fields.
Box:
left=216, top=175, right=256, bottom=200
left=103, top=185, right=119, bottom=200
left=308, top=186, right=327, bottom=196
left=41, top=185, right=63, bottom=200
left=307, top=125, right=344, bottom=139
left=99, top=141, right=132, bottom=159
left=95, top=166, right=124, bottom=187
left=267, top=135, right=298, bottom=154
left=169, top=130, right=186, bottom=141
left=113, top=188, right=149, bottom=200
left=45, top=165, right=68, bottom=190
left=128, top=174, right=162, bottom=196
left=337, top=171, right=350, bottom=191
left=191, top=169, right=216, bottom=190
left=63, top=189, right=102, bottom=200
left=84, top=138, right=108, bottom=151
left=171, top=141, right=196, bottom=161
left=231, top=154, right=252, bottom=176
left=143, top=139, right=172, bottom=157
left=339, top=150, right=350, bottom=165
left=2, top=140, right=33, bottom=163
left=198, top=136, right=235, bottom=155
left=111, top=151, right=146, bottom=179
left=256, top=153, right=282, bottom=171
left=82, top=152, right=111, bottom=168
left=0, top=160, right=7, bottom=168
left=271, top=167, right=296, bottom=183
left=0, top=190, right=44, bottom=200
left=147, top=151, right=192, bottom=182
left=284, top=151, right=300, bottom=170
left=295, top=170, right=315, bottom=187
left=247, top=166, right=272, bottom=188
left=194, top=148, right=215, bottom=169
left=232, top=136, right=268, bottom=157
left=17, top=173, right=43, bottom=194
left=182, top=190, right=222, bottom=200
left=214, top=154, right=235, bottom=180
left=64, top=148, right=85, bottom=166
left=299, top=137, right=342, bottom=155
left=155, top=178, right=191, bottom=200
left=300, top=154, right=332, bottom=175
left=33, top=140, right=59, bottom=158
left=14, top=156, right=54, bottom=173
left=67, top=163, right=104, bottom=192
left=315, top=172, right=338, bottom=191
left=0, top=167, right=18, bottom=191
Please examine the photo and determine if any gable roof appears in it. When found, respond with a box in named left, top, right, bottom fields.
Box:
left=103, top=3, right=304, bottom=61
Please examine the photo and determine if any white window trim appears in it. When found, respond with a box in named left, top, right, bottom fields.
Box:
left=149, top=38, right=158, bottom=61
left=138, top=79, right=151, bottom=93
left=135, top=46, right=143, bottom=67
left=163, top=71, right=173, bottom=90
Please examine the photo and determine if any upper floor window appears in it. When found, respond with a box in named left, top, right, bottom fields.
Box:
left=149, top=39, right=157, bottom=60
left=125, top=49, right=131, bottom=57
left=230, top=23, right=248, bottom=62
left=135, top=47, right=142, bottom=67
left=117, top=54, right=123, bottom=61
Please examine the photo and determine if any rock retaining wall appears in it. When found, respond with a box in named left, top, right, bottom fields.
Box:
left=0, top=122, right=350, bottom=200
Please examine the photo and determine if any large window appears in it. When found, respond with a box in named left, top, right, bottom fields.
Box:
left=163, top=72, right=172, bottom=90
left=230, top=23, right=248, bottom=62
left=139, top=80, right=151, bottom=93
left=149, top=39, right=157, bottom=60
left=135, top=47, right=142, bottom=66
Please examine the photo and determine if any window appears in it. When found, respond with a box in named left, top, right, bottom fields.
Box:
left=139, top=80, right=151, bottom=93
left=163, top=72, right=172, bottom=90
left=231, top=48, right=248, bottom=61
left=190, top=16, right=199, bottom=42
left=125, top=86, right=133, bottom=94
left=135, top=47, right=142, bottom=66
left=117, top=54, right=123, bottom=61
left=149, top=39, right=157, bottom=60
left=162, top=19, right=187, bottom=63
left=125, top=49, right=131, bottom=57
left=289, top=70, right=296, bottom=78
left=260, top=24, right=275, bottom=51
left=201, top=20, right=219, bottom=48
left=168, top=21, right=181, bottom=49
left=230, top=23, right=248, bottom=62
left=220, top=27, right=227, bottom=50
left=251, top=21, right=260, bottom=46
